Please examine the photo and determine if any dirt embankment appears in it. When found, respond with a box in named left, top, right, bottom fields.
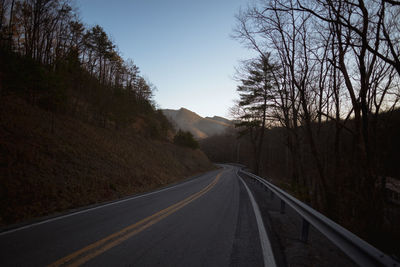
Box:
left=0, top=96, right=215, bottom=226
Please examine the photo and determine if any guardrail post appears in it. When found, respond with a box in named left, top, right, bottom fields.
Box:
left=301, top=218, right=310, bottom=243
left=280, top=200, right=286, bottom=214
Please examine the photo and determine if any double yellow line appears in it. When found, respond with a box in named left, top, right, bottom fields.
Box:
left=49, top=172, right=223, bottom=267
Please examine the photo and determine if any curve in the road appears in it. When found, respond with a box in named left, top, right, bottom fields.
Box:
left=49, top=171, right=224, bottom=267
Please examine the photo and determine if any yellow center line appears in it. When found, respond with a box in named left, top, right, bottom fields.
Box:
left=48, top=171, right=224, bottom=267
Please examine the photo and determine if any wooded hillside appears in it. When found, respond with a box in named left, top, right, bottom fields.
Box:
left=0, top=0, right=215, bottom=226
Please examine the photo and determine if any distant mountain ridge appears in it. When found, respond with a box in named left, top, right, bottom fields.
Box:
left=205, top=116, right=232, bottom=125
left=162, top=108, right=232, bottom=139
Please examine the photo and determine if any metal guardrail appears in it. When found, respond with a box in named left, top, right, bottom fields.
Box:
left=238, top=169, right=399, bottom=267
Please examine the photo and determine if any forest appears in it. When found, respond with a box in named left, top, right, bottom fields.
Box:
left=0, top=0, right=171, bottom=135
left=202, top=0, right=400, bottom=257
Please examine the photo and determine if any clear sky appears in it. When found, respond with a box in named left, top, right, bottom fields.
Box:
left=78, top=0, right=256, bottom=118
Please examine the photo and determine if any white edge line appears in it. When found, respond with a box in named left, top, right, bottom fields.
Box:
left=237, top=169, right=277, bottom=267
left=0, top=170, right=217, bottom=237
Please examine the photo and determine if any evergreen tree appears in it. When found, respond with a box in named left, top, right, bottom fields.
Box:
left=173, top=130, right=199, bottom=150
left=235, top=54, right=276, bottom=174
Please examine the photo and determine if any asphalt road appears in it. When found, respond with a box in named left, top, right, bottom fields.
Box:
left=0, top=165, right=273, bottom=266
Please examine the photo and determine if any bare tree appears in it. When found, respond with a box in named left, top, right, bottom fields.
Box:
left=233, top=0, right=400, bottom=235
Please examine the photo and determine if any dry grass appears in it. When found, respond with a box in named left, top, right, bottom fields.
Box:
left=0, top=96, right=215, bottom=226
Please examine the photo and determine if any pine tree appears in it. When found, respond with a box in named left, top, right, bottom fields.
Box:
left=235, top=54, right=276, bottom=174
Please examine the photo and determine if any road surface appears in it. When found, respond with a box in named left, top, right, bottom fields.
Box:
left=0, top=165, right=275, bottom=266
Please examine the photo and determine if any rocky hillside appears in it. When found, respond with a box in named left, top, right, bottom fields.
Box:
left=162, top=108, right=232, bottom=139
